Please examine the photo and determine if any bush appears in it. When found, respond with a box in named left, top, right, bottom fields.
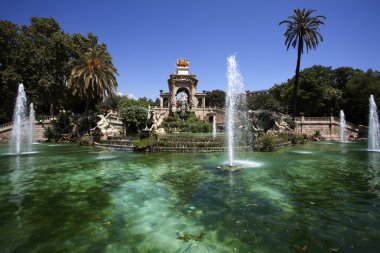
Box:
left=78, top=135, right=93, bottom=146
left=255, top=135, right=275, bottom=151
left=44, top=127, right=57, bottom=141
left=161, top=112, right=211, bottom=133
left=291, top=133, right=307, bottom=144
left=44, top=111, right=73, bottom=141
left=133, top=138, right=161, bottom=152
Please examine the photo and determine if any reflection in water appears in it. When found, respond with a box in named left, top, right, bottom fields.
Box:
left=9, top=157, right=24, bottom=227
left=228, top=171, right=234, bottom=187
left=0, top=142, right=380, bottom=252
left=8, top=155, right=36, bottom=227
left=368, top=152, right=380, bottom=198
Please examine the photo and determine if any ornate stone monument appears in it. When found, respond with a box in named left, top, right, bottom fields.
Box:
left=159, top=59, right=206, bottom=117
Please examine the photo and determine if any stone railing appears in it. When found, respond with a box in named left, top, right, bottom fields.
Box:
left=0, top=122, right=13, bottom=130
left=294, top=116, right=363, bottom=140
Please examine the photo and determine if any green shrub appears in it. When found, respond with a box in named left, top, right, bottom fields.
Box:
left=133, top=138, right=161, bottom=152
left=255, top=135, right=275, bottom=151
left=78, top=135, right=93, bottom=146
left=44, top=127, right=56, bottom=141
left=291, top=133, right=307, bottom=144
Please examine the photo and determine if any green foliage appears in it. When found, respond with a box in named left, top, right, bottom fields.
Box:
left=255, top=132, right=305, bottom=151
left=271, top=65, right=380, bottom=125
left=133, top=138, right=161, bottom=151
left=95, top=95, right=122, bottom=113
left=43, top=110, right=71, bottom=141
left=205, top=89, right=226, bottom=108
left=247, top=93, right=282, bottom=112
left=0, top=17, right=117, bottom=124
left=279, top=9, right=325, bottom=117
left=161, top=112, right=211, bottom=133
left=118, top=98, right=150, bottom=134
left=43, top=127, right=56, bottom=141
left=78, top=135, right=93, bottom=146
left=343, top=70, right=380, bottom=125
left=67, top=45, right=118, bottom=115
left=291, top=133, right=307, bottom=144
left=255, top=135, right=275, bottom=151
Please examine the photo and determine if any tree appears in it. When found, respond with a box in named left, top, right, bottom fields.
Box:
left=67, top=45, right=118, bottom=115
left=0, top=21, right=20, bottom=123
left=118, top=98, right=150, bottom=133
left=247, top=93, right=282, bottom=112
left=95, top=95, right=122, bottom=113
left=17, top=17, right=74, bottom=116
left=343, top=70, right=380, bottom=125
left=279, top=9, right=325, bottom=118
left=205, top=89, right=226, bottom=108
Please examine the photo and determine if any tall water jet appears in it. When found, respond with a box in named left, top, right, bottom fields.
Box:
left=339, top=110, right=346, bottom=142
left=10, top=84, right=27, bottom=154
left=225, top=55, right=246, bottom=166
left=10, top=84, right=34, bottom=154
left=212, top=116, right=216, bottom=138
left=28, top=103, right=36, bottom=151
left=368, top=95, right=380, bottom=151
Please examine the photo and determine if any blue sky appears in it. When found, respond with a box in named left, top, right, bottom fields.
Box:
left=1, top=0, right=380, bottom=99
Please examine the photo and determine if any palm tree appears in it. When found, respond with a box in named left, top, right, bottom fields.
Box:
left=279, top=9, right=325, bottom=118
left=67, top=45, right=118, bottom=115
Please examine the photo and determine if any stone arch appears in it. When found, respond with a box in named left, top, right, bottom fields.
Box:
left=175, top=87, right=191, bottom=104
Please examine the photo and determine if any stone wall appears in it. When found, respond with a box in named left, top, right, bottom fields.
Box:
left=294, top=116, right=364, bottom=140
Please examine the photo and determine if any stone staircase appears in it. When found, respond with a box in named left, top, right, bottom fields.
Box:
left=35, top=124, right=47, bottom=141
left=0, top=120, right=51, bottom=142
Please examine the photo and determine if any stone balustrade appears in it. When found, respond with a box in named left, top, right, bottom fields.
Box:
left=294, top=116, right=366, bottom=140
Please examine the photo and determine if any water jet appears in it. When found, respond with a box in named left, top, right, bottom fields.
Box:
left=9, top=84, right=35, bottom=155
left=368, top=95, right=380, bottom=151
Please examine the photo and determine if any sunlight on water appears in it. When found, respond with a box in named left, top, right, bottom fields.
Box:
left=0, top=142, right=379, bottom=252
left=291, top=150, right=314, bottom=154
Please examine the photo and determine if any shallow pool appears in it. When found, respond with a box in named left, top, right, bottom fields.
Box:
left=0, top=141, right=379, bottom=252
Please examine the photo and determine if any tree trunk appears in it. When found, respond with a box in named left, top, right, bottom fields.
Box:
left=85, top=97, right=90, bottom=116
left=292, top=37, right=303, bottom=119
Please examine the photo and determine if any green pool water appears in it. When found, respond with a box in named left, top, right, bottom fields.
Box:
left=0, top=142, right=379, bottom=252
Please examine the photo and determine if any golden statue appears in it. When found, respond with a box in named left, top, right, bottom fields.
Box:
left=176, top=59, right=189, bottom=67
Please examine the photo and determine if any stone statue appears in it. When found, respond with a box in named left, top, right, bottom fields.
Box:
left=149, top=111, right=165, bottom=131
left=91, top=110, right=120, bottom=139
left=178, top=92, right=187, bottom=105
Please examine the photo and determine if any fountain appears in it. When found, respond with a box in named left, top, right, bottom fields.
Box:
left=218, top=55, right=262, bottom=170
left=368, top=95, right=380, bottom=151
left=339, top=110, right=346, bottom=142
left=28, top=103, right=36, bottom=151
left=9, top=84, right=35, bottom=154
left=225, top=55, right=244, bottom=167
left=212, top=116, right=216, bottom=138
